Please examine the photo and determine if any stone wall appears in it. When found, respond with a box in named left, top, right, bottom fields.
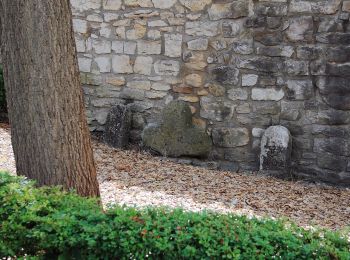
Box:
left=72, top=0, right=350, bottom=184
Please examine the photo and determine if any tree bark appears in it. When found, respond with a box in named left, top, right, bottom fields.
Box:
left=0, top=0, right=100, bottom=197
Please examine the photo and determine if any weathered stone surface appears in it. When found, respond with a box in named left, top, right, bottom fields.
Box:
left=242, top=74, right=258, bottom=87
left=255, top=3, right=288, bottom=16
left=78, top=57, right=92, bottom=73
left=316, top=33, right=350, bottom=45
left=227, top=89, right=248, bottom=101
left=164, top=34, right=182, bottom=58
left=73, top=19, right=87, bottom=34
left=152, top=0, right=176, bottom=9
left=187, top=38, right=208, bottom=50
left=180, top=0, right=212, bottom=12
left=112, top=55, right=133, bottom=74
left=316, top=77, right=350, bottom=110
left=286, top=79, right=313, bottom=100
left=289, top=0, right=341, bottom=15
left=257, top=46, right=294, bottom=57
left=71, top=0, right=101, bottom=12
left=212, top=128, right=249, bottom=148
left=142, top=101, right=212, bottom=157
left=260, top=126, right=292, bottom=172
left=125, top=0, right=153, bottom=7
left=95, top=56, right=111, bottom=73
left=200, top=96, right=231, bottom=121
left=103, top=0, right=122, bottom=10
left=137, top=40, right=161, bottom=55
left=212, top=66, right=239, bottom=85
left=237, top=57, right=283, bottom=73
left=317, top=153, right=348, bottom=171
left=280, top=101, right=302, bottom=121
left=154, top=60, right=180, bottom=76
left=207, top=83, right=226, bottom=96
left=185, top=21, right=220, bottom=37
left=104, top=105, right=132, bottom=148
left=252, top=88, right=284, bottom=101
left=314, top=138, right=350, bottom=156
left=134, top=56, right=153, bottom=75
left=208, top=2, right=248, bottom=20
left=286, top=16, right=313, bottom=42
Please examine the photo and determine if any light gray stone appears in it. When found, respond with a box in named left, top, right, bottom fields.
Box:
left=137, top=40, right=161, bottom=55
left=154, top=60, right=180, bottom=76
left=78, top=57, right=92, bottom=73
left=252, top=88, right=284, bottom=101
left=112, top=55, right=133, bottom=74
left=185, top=21, right=220, bottom=37
left=103, top=0, right=122, bottom=10
left=260, top=126, right=292, bottom=172
left=187, top=38, right=209, bottom=50
left=134, top=56, right=153, bottom=75
left=95, top=56, right=111, bottom=73
left=152, top=0, right=177, bottom=9
left=242, top=74, right=258, bottom=87
left=164, top=34, right=183, bottom=57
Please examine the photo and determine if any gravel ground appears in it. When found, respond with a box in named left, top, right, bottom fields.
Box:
left=1, top=124, right=350, bottom=230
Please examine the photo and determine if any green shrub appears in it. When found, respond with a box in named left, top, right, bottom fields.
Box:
left=0, top=171, right=349, bottom=259
left=0, top=65, right=6, bottom=110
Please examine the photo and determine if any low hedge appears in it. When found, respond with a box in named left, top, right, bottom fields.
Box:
left=0, top=171, right=349, bottom=259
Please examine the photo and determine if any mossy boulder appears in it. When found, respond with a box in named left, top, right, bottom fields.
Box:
left=142, top=101, right=212, bottom=157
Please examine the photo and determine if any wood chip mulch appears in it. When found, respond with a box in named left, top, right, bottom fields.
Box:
left=94, top=142, right=350, bottom=230
left=1, top=124, right=349, bottom=230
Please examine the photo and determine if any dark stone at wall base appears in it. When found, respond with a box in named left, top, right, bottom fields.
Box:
left=103, top=105, right=132, bottom=148
left=260, top=126, right=292, bottom=174
left=294, top=165, right=350, bottom=187
left=142, top=101, right=212, bottom=157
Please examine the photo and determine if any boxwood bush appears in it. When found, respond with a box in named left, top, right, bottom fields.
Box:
left=0, top=65, right=6, bottom=111
left=0, top=171, right=349, bottom=259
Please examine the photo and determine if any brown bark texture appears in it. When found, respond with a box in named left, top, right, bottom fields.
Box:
left=0, top=0, right=100, bottom=197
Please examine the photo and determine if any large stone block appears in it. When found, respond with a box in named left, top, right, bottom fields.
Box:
left=154, top=60, right=180, bottom=76
left=252, top=88, right=284, bottom=101
left=200, top=96, right=231, bottom=122
left=104, top=105, right=132, bottom=148
left=142, top=101, right=212, bottom=157
left=286, top=16, right=313, bottom=42
left=208, top=2, right=249, bottom=20
left=286, top=79, right=313, bottom=100
left=314, top=138, right=350, bottom=156
left=316, top=77, right=350, bottom=110
left=180, top=0, right=212, bottom=12
left=164, top=34, right=182, bottom=58
left=255, top=2, right=288, bottom=16
left=260, top=126, right=292, bottom=172
left=185, top=21, right=220, bottom=37
left=236, top=57, right=283, bottom=73
left=152, top=0, right=176, bottom=9
left=211, top=65, right=239, bottom=85
left=212, top=128, right=249, bottom=148
left=316, top=33, right=350, bottom=45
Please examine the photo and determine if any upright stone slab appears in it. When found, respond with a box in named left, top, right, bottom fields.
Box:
left=260, top=126, right=292, bottom=173
left=104, top=105, right=132, bottom=148
left=142, top=101, right=212, bottom=157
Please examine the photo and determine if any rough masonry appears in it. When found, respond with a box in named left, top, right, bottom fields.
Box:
left=72, top=0, right=350, bottom=185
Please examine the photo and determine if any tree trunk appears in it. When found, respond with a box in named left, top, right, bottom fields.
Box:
left=0, top=0, right=100, bottom=197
